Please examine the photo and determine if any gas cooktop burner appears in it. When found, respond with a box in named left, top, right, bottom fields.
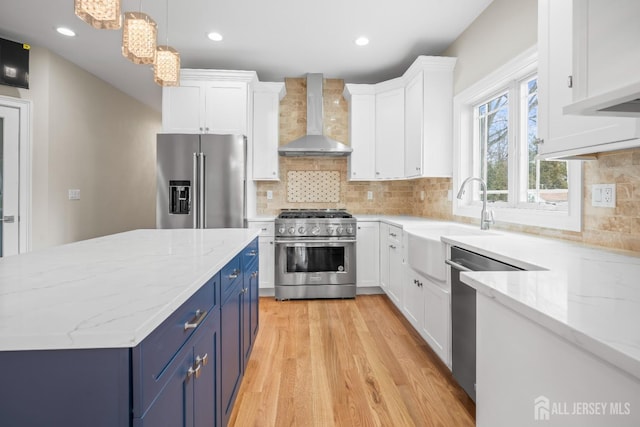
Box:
left=277, top=209, right=353, bottom=219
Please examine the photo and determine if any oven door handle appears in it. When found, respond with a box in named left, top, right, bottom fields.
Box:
left=445, top=259, right=473, bottom=272
left=275, top=239, right=357, bottom=244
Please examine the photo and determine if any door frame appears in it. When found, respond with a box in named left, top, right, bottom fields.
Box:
left=0, top=95, right=32, bottom=254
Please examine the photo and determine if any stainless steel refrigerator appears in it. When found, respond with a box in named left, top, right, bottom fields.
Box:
left=156, top=134, right=246, bottom=229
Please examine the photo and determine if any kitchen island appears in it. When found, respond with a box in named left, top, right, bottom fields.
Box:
left=0, top=228, right=260, bottom=427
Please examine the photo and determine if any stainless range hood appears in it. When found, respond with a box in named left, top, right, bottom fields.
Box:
left=278, top=73, right=353, bottom=157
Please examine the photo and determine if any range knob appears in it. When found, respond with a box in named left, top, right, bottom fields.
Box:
left=288, top=227, right=296, bottom=234
left=298, top=226, right=306, bottom=234
left=346, top=226, right=354, bottom=234
left=278, top=227, right=285, bottom=234
left=311, top=226, right=320, bottom=235
left=326, top=227, right=334, bottom=234
left=336, top=227, right=343, bottom=234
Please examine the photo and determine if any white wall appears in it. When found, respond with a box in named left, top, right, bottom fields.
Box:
left=0, top=47, right=161, bottom=249
left=442, top=0, right=538, bottom=94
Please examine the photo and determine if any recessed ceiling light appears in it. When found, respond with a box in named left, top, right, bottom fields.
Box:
left=207, top=32, right=223, bottom=42
left=355, top=36, right=369, bottom=46
left=56, top=27, right=76, bottom=37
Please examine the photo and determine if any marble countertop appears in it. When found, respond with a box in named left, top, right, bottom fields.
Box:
left=0, top=228, right=260, bottom=352
left=440, top=233, right=640, bottom=380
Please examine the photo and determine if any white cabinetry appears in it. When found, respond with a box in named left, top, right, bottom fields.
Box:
left=162, top=70, right=258, bottom=134
left=247, top=220, right=275, bottom=290
left=356, top=221, right=380, bottom=288
left=375, top=82, right=405, bottom=180
left=379, top=223, right=403, bottom=307
left=404, top=58, right=457, bottom=177
left=343, top=86, right=376, bottom=181
left=344, top=56, right=455, bottom=180
left=252, top=82, right=285, bottom=180
left=537, top=0, right=640, bottom=158
left=403, top=268, right=425, bottom=330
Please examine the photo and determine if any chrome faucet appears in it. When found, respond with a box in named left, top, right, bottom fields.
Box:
left=456, top=177, right=495, bottom=230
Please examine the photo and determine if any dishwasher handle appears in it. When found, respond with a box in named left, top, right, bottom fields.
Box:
left=445, top=259, right=473, bottom=272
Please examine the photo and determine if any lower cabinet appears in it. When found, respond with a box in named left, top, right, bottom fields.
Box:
left=0, top=239, right=260, bottom=427
left=134, top=312, right=220, bottom=427
left=404, top=267, right=451, bottom=367
left=356, top=221, right=380, bottom=287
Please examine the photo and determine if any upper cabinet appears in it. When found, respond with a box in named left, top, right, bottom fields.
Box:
left=343, top=85, right=376, bottom=181
left=162, top=69, right=258, bottom=135
left=375, top=80, right=405, bottom=180
left=404, top=57, right=456, bottom=178
left=564, top=0, right=640, bottom=117
left=537, top=0, right=640, bottom=159
left=252, top=82, right=285, bottom=181
left=343, top=56, right=456, bottom=181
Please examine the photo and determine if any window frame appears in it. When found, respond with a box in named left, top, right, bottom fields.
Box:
left=453, top=47, right=582, bottom=232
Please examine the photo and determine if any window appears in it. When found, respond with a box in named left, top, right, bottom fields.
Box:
left=454, top=48, right=581, bottom=231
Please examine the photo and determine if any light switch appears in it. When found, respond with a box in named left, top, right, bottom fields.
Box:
left=592, top=184, right=615, bottom=208
left=68, top=189, right=81, bottom=200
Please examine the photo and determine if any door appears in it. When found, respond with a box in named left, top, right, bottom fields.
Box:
left=0, top=105, right=20, bottom=257
left=200, top=134, right=246, bottom=229
left=156, top=134, right=200, bottom=229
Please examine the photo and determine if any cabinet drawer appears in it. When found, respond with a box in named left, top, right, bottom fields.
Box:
left=132, top=275, right=217, bottom=417
left=221, top=255, right=242, bottom=303
left=388, top=225, right=402, bottom=242
left=248, top=221, right=274, bottom=236
left=242, top=238, right=259, bottom=268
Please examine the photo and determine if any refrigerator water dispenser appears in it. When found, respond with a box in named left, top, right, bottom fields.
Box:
left=169, top=180, right=191, bottom=214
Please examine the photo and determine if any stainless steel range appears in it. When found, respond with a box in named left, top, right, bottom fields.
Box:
left=274, top=209, right=356, bottom=300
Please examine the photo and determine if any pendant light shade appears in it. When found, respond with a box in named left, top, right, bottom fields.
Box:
left=154, top=46, right=180, bottom=86
left=122, top=12, right=157, bottom=65
left=74, top=0, right=122, bottom=29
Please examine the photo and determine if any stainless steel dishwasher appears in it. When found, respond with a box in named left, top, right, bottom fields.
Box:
left=446, top=246, right=523, bottom=402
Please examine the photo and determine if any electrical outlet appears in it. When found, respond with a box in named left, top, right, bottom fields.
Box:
left=447, top=190, right=453, bottom=201
left=367, top=191, right=373, bottom=200
left=68, top=189, right=81, bottom=200
left=420, top=191, right=425, bottom=201
left=266, top=190, right=273, bottom=200
left=591, top=184, right=616, bottom=208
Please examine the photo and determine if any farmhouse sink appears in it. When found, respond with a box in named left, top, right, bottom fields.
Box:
left=405, top=224, right=497, bottom=282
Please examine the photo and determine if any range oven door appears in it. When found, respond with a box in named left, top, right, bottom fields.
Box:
left=275, top=239, right=356, bottom=286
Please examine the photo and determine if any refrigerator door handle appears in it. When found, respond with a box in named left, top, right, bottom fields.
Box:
left=193, top=152, right=199, bottom=228
left=199, top=152, right=206, bottom=228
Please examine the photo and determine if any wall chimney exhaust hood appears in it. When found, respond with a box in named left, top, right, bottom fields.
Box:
left=563, top=81, right=640, bottom=118
left=278, top=73, right=353, bottom=157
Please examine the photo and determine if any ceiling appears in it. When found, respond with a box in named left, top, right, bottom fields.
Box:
left=0, top=0, right=494, bottom=111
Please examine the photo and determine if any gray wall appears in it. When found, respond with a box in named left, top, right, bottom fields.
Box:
left=442, top=0, right=538, bottom=94
left=0, top=47, right=161, bottom=249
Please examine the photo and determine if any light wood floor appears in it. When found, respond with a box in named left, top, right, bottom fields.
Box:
left=228, top=295, right=475, bottom=427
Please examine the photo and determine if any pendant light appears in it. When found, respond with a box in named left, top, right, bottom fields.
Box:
left=74, top=0, right=122, bottom=30
left=122, top=11, right=157, bottom=65
left=154, top=0, right=180, bottom=86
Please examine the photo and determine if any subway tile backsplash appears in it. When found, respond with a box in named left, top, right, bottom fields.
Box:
left=255, top=77, right=640, bottom=253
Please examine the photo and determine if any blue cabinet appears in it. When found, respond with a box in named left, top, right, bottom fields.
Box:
left=0, top=239, right=258, bottom=427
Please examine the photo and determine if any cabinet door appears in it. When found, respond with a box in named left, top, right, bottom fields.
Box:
left=204, top=82, right=247, bottom=134
left=403, top=271, right=424, bottom=330
left=356, top=222, right=380, bottom=287
left=538, top=0, right=638, bottom=157
left=404, top=72, right=423, bottom=178
left=252, top=90, right=280, bottom=180
left=162, top=83, right=204, bottom=133
left=375, top=88, right=405, bottom=179
left=258, top=237, right=274, bottom=289
left=422, top=278, right=450, bottom=366
left=221, top=282, right=244, bottom=427
left=134, top=347, right=194, bottom=427
left=348, top=94, right=376, bottom=180
left=379, top=223, right=390, bottom=291
left=387, top=240, right=403, bottom=308
left=248, top=265, right=260, bottom=355
left=193, top=314, right=220, bottom=427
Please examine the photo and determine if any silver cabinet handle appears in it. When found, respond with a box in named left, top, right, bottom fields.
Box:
left=390, top=232, right=397, bottom=237
left=228, top=268, right=240, bottom=279
left=196, top=353, right=208, bottom=367
left=187, top=366, right=196, bottom=380
left=389, top=244, right=397, bottom=249
left=1, top=216, right=15, bottom=223
left=184, top=309, right=208, bottom=330
left=445, top=259, right=473, bottom=272
left=246, top=250, right=257, bottom=257
left=251, top=271, right=258, bottom=279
